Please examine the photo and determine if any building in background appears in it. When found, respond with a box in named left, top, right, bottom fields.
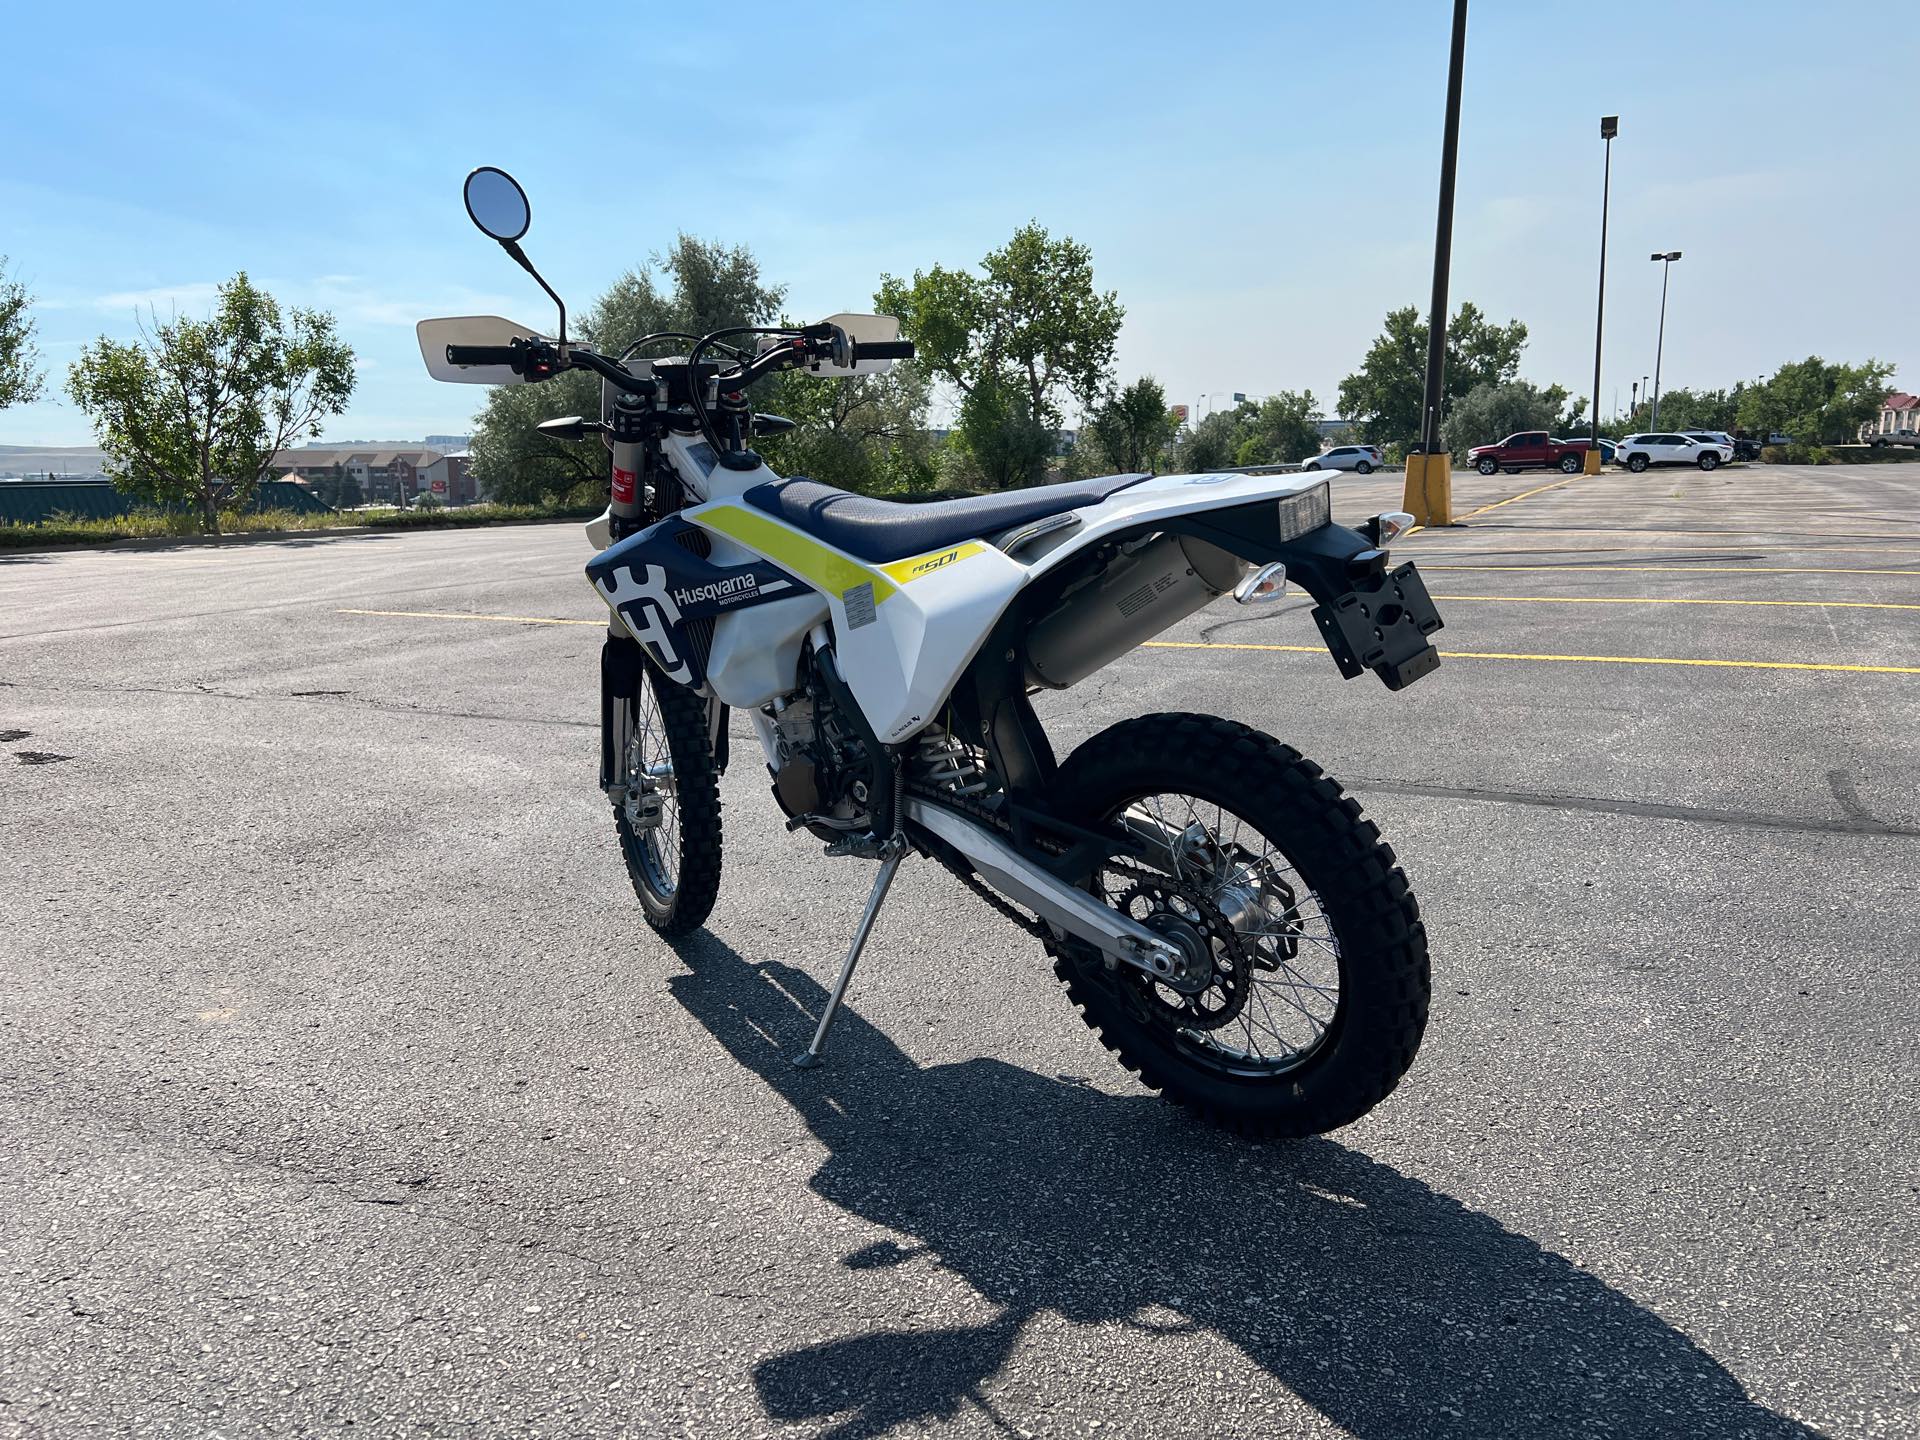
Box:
left=417, top=450, right=476, bottom=503
left=1868, top=392, right=1918, bottom=438
left=271, top=446, right=440, bottom=504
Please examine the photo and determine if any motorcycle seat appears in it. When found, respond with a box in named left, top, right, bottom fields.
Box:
left=740, top=473, right=1152, bottom=564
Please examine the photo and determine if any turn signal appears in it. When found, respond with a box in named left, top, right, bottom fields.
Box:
left=1232, top=563, right=1289, bottom=605
left=1375, top=510, right=1415, bottom=544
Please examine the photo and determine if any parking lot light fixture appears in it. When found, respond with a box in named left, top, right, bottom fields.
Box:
left=1649, top=250, right=1682, bottom=428
left=1587, top=116, right=1618, bottom=476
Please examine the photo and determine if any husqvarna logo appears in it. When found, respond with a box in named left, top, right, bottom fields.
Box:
left=594, top=563, right=692, bottom=685
left=671, top=573, right=757, bottom=608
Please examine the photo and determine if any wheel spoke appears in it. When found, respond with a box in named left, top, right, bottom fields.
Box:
left=1098, top=788, right=1343, bottom=1075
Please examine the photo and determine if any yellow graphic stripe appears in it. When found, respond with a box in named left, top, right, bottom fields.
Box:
left=1141, top=640, right=1920, bottom=675
left=698, top=504, right=896, bottom=603
left=880, top=541, right=986, bottom=585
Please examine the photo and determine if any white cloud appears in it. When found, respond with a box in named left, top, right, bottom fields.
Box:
left=89, top=281, right=223, bottom=314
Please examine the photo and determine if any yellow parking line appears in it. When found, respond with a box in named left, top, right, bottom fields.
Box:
left=1141, top=640, right=1920, bottom=676
left=1459, top=473, right=1583, bottom=518
left=1427, top=593, right=1920, bottom=612
left=340, top=607, right=601, bottom=626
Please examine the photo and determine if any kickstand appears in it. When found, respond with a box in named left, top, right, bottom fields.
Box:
left=792, top=845, right=906, bottom=1068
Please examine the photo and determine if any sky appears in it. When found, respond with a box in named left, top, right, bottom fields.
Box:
left=4, top=0, right=1914, bottom=448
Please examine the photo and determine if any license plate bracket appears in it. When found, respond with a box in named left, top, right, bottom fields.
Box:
left=1311, top=561, right=1445, bottom=691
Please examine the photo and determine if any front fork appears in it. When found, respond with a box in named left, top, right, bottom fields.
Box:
left=599, top=633, right=729, bottom=819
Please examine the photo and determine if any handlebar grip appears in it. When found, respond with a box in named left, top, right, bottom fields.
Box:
left=445, top=344, right=522, bottom=367
left=852, top=339, right=915, bottom=362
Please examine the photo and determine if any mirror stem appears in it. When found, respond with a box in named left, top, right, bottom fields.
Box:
left=500, top=238, right=566, bottom=345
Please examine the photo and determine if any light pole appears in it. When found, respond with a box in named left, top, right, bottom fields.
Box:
left=1586, top=116, right=1618, bottom=474
left=1630, top=379, right=1639, bottom=418
left=1405, top=0, right=1470, bottom=526
left=1648, top=250, right=1681, bottom=428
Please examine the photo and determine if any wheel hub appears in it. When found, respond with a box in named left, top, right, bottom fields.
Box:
left=1118, top=877, right=1252, bottom=1030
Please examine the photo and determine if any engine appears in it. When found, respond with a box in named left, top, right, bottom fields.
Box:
left=766, top=657, right=876, bottom=839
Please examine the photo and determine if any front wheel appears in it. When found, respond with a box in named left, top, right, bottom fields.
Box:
left=1475, top=457, right=1498, bottom=475
left=1559, top=454, right=1583, bottom=474
left=1047, top=714, right=1430, bottom=1138
left=1697, top=452, right=1720, bottom=471
left=613, top=659, right=723, bottom=936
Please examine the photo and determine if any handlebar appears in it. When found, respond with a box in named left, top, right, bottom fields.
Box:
left=445, top=344, right=523, bottom=367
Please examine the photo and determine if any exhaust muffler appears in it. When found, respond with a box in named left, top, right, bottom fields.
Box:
left=1023, top=533, right=1246, bottom=689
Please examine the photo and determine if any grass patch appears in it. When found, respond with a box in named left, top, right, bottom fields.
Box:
left=0, top=502, right=603, bottom=549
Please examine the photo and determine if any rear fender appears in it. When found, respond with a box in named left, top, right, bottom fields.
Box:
left=1156, top=503, right=1446, bottom=691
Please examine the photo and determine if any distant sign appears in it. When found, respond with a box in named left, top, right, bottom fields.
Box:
left=1171, top=404, right=1190, bottom=422
left=430, top=479, right=447, bottom=494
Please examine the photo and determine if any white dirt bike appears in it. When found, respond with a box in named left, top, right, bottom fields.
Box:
left=420, top=167, right=1446, bottom=1137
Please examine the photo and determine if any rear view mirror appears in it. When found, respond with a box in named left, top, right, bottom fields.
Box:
left=415, top=315, right=548, bottom=385
left=464, top=167, right=530, bottom=242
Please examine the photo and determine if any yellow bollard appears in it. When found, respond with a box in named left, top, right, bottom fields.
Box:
left=1401, top=451, right=1455, bottom=527
left=1582, top=447, right=1603, bottom=475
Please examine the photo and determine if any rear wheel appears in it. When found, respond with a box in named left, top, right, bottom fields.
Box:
left=614, top=660, right=722, bottom=936
left=1558, top=454, right=1583, bottom=474
left=1047, top=714, right=1430, bottom=1138
left=1697, top=452, right=1720, bottom=471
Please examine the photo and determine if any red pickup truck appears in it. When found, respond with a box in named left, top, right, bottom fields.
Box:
left=1467, top=432, right=1591, bottom=475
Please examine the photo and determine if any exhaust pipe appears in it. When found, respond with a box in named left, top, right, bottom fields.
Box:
left=1024, top=533, right=1246, bottom=689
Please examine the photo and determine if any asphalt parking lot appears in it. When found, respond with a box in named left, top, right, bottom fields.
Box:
left=3, top=462, right=1916, bottom=1438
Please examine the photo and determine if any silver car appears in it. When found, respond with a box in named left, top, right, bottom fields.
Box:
left=1302, top=444, right=1384, bottom=475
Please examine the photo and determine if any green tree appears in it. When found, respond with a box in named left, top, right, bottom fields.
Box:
left=1234, top=390, right=1325, bottom=466
left=1337, top=302, right=1529, bottom=446
left=1620, top=385, right=1742, bottom=434
left=1, top=256, right=47, bottom=410
left=1082, top=377, right=1181, bottom=474
left=315, top=461, right=363, bottom=509
left=758, top=364, right=935, bottom=496
left=1175, top=409, right=1244, bottom=472
left=1735, top=358, right=1893, bottom=444
left=955, top=374, right=1055, bottom=490
left=469, top=235, right=785, bottom=504
left=878, top=222, right=1122, bottom=488
left=1440, top=380, right=1572, bottom=459
left=66, top=273, right=354, bottom=533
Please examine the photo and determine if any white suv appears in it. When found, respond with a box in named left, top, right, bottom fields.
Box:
left=1615, top=432, right=1733, bottom=472
left=1302, top=444, right=1384, bottom=475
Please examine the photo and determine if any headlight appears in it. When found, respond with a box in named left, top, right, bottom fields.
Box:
left=1275, top=480, right=1330, bottom=541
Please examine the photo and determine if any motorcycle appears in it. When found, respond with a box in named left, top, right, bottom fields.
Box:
left=419, top=166, right=1445, bottom=1137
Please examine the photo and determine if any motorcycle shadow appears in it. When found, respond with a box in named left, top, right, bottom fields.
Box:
left=665, top=935, right=1820, bottom=1440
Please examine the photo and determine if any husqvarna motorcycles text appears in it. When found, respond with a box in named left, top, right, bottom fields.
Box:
left=420, top=166, right=1447, bottom=1136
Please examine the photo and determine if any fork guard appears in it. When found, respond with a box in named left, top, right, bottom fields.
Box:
left=1162, top=506, right=1445, bottom=690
